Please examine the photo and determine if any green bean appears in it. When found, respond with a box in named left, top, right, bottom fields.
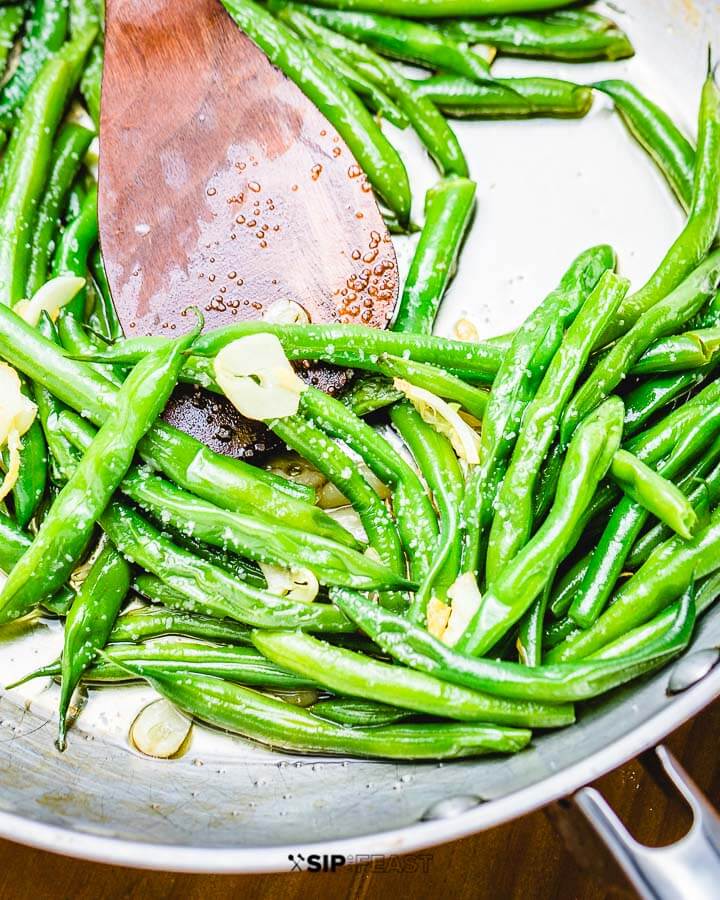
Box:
left=310, top=41, right=409, bottom=128
left=627, top=445, right=720, bottom=569
left=601, top=67, right=720, bottom=345
left=331, top=586, right=693, bottom=704
left=562, top=250, right=720, bottom=443
left=593, top=80, right=695, bottom=210
left=12, top=641, right=321, bottom=690
left=6, top=395, right=47, bottom=527
left=444, top=12, right=633, bottom=62
left=548, top=503, right=720, bottom=663
left=0, top=57, right=73, bottom=306
left=299, top=386, right=438, bottom=582
left=0, top=509, right=75, bottom=612
left=611, top=449, right=698, bottom=540
left=630, top=326, right=720, bottom=375
left=0, top=305, right=354, bottom=544
left=390, top=400, right=464, bottom=618
left=79, top=39, right=102, bottom=125
left=486, top=270, right=627, bottom=583
left=0, top=6, right=25, bottom=77
left=462, top=244, right=615, bottom=575
left=0, top=324, right=198, bottom=626
left=515, top=580, right=551, bottom=667
left=569, top=403, right=720, bottom=629
left=593, top=572, right=720, bottom=661
left=286, top=6, right=496, bottom=84
left=56, top=539, right=130, bottom=749
left=89, top=247, right=123, bottom=342
left=25, top=122, right=95, bottom=296
left=109, top=607, right=254, bottom=646
left=100, top=503, right=353, bottom=633
left=295, top=1, right=579, bottom=15
left=392, top=177, right=476, bottom=334
left=458, top=397, right=625, bottom=657
left=0, top=0, right=68, bottom=129
left=623, top=369, right=713, bottom=437
left=414, top=74, right=593, bottom=119
left=69, top=0, right=100, bottom=36
left=99, top=324, right=508, bottom=384
left=309, top=698, right=415, bottom=726
left=269, top=412, right=407, bottom=605
left=103, top=658, right=534, bottom=760
left=220, top=0, right=411, bottom=223
left=273, top=1, right=468, bottom=177
left=253, top=629, right=573, bottom=728
left=341, top=374, right=401, bottom=416
left=376, top=355, right=489, bottom=420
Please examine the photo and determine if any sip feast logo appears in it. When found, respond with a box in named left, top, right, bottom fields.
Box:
left=288, top=853, right=346, bottom=872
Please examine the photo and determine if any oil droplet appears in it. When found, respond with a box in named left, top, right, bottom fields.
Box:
left=248, top=181, right=261, bottom=193
left=311, top=164, right=323, bottom=181
left=206, top=186, right=217, bottom=197
left=332, top=147, right=341, bottom=158
left=291, top=184, right=298, bottom=192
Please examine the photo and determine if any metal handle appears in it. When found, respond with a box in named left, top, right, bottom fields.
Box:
left=574, top=746, right=720, bottom=900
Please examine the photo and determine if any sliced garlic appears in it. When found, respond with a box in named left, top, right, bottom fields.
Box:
left=394, top=378, right=480, bottom=465
left=0, top=364, right=37, bottom=502
left=453, top=317, right=479, bottom=343
left=262, top=298, right=310, bottom=325
left=130, top=698, right=192, bottom=758
left=15, top=276, right=86, bottom=327
left=259, top=562, right=319, bottom=603
left=443, top=572, right=482, bottom=646
left=214, top=334, right=306, bottom=420
left=326, top=505, right=368, bottom=542
left=427, top=596, right=451, bottom=639
left=317, top=481, right=350, bottom=509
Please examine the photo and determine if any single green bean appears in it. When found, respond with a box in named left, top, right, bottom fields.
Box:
left=611, top=449, right=698, bottom=540
left=293, top=1, right=579, bottom=15
left=109, top=607, right=254, bottom=646
left=376, top=355, right=489, bottom=420
left=253, top=629, right=574, bottom=728
left=600, top=67, right=720, bottom=345
left=414, top=74, right=593, bottom=118
left=392, top=177, right=476, bottom=334
left=56, top=539, right=131, bottom=749
left=309, top=698, right=415, bottom=726
left=444, top=13, right=633, bottom=62
left=593, top=80, right=695, bottom=210
left=331, top=586, right=693, bottom=704
left=390, top=400, right=464, bottom=618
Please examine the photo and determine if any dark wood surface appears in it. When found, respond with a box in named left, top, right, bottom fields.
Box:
left=100, top=0, right=397, bottom=457
left=1, top=698, right=718, bottom=900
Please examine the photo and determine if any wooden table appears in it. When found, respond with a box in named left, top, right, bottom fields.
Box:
left=1, top=699, right=718, bottom=900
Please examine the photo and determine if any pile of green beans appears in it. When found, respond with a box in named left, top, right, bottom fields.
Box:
left=3, top=0, right=720, bottom=766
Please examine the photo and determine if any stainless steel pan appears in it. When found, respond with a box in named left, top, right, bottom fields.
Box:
left=1, top=0, right=719, bottom=891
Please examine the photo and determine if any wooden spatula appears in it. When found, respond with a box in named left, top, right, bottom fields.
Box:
left=98, top=0, right=398, bottom=457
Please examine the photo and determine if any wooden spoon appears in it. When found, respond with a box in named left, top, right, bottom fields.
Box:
left=99, top=0, right=398, bottom=457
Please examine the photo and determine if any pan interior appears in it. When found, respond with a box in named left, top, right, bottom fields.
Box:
left=0, top=0, right=717, bottom=871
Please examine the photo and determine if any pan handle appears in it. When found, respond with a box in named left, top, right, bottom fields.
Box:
left=574, top=745, right=720, bottom=900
